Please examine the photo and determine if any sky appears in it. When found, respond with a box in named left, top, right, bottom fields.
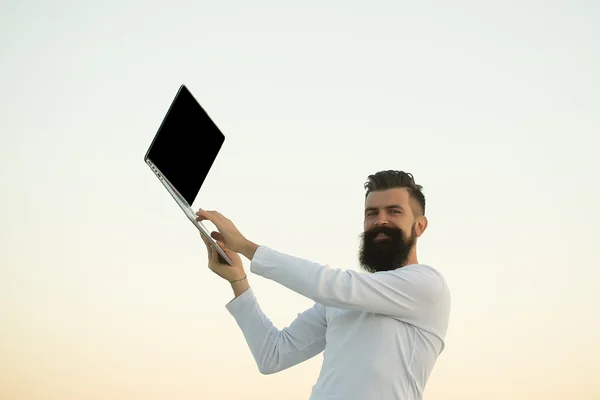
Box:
left=1, top=0, right=599, bottom=399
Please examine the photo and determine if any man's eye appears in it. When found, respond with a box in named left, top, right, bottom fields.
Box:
left=391, top=210, right=401, bottom=214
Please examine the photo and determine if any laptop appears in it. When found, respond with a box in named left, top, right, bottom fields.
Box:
left=144, top=84, right=233, bottom=265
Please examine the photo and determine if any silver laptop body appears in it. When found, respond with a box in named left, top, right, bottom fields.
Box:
left=144, top=85, right=233, bottom=265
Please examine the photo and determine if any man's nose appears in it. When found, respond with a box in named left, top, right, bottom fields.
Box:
left=374, top=215, right=389, bottom=226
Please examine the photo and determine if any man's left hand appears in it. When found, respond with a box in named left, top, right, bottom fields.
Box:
left=196, top=209, right=258, bottom=259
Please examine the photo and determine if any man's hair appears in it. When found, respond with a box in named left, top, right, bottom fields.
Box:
left=364, top=170, right=426, bottom=216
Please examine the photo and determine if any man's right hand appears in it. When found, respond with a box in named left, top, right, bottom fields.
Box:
left=196, top=208, right=259, bottom=260
left=201, top=235, right=246, bottom=284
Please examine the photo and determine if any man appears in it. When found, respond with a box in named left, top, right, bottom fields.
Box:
left=197, top=170, right=450, bottom=400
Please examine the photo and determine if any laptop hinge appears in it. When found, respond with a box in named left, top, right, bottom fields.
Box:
left=147, top=160, right=189, bottom=206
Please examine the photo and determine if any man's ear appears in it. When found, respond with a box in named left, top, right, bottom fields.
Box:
left=415, top=216, right=428, bottom=237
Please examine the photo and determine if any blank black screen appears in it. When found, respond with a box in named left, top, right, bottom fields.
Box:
left=146, top=85, right=225, bottom=205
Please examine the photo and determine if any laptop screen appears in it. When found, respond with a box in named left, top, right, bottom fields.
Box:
left=145, top=85, right=225, bottom=205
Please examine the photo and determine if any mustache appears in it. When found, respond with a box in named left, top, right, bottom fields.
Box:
left=362, top=225, right=405, bottom=241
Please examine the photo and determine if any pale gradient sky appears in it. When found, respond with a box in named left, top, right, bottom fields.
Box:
left=1, top=1, right=599, bottom=399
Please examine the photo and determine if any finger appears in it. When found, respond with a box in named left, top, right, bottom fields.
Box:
left=200, top=233, right=210, bottom=247
left=195, top=209, right=214, bottom=221
left=196, top=208, right=216, bottom=217
left=211, top=231, right=225, bottom=242
left=213, top=241, right=236, bottom=264
left=195, top=209, right=211, bottom=222
left=200, top=235, right=212, bottom=261
left=211, top=210, right=229, bottom=221
left=206, top=243, right=218, bottom=270
left=216, top=241, right=231, bottom=257
left=216, top=241, right=236, bottom=256
left=196, top=209, right=225, bottom=229
left=211, top=243, right=222, bottom=266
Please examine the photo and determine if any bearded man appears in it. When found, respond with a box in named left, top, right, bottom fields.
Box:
left=197, top=170, right=451, bottom=400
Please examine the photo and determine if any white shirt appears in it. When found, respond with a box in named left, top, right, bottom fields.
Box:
left=225, top=246, right=451, bottom=400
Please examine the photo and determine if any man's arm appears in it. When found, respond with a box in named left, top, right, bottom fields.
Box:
left=247, top=245, right=447, bottom=324
left=194, top=209, right=446, bottom=328
left=226, top=286, right=327, bottom=375
left=196, top=224, right=327, bottom=375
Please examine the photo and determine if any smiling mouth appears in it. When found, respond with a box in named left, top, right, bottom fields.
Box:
left=374, top=233, right=391, bottom=241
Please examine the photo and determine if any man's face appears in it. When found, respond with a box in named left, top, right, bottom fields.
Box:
left=358, top=188, right=423, bottom=273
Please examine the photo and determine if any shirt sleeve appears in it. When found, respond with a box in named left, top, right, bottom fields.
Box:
left=249, top=246, right=446, bottom=323
left=225, top=287, right=327, bottom=374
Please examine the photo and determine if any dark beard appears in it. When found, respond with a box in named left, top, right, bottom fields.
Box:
left=358, top=224, right=417, bottom=273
